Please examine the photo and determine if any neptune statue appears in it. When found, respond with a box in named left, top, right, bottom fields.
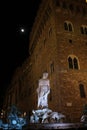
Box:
left=37, top=72, right=50, bottom=108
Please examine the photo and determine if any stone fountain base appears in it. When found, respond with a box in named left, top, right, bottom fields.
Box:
left=23, top=122, right=86, bottom=130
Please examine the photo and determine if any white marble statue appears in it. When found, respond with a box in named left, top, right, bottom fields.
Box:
left=30, top=72, right=66, bottom=124
left=30, top=108, right=66, bottom=123
left=37, top=72, right=50, bottom=108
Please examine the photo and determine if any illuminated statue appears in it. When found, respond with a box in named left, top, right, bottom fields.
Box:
left=30, top=72, right=66, bottom=124
left=37, top=72, right=50, bottom=108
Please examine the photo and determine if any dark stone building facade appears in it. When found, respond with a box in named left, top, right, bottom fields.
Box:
left=4, top=0, right=87, bottom=122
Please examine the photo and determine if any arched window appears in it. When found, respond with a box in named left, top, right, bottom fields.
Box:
left=64, top=22, right=68, bottom=30
left=64, top=21, right=73, bottom=32
left=69, top=23, right=72, bottom=31
left=79, top=84, right=86, bottom=98
left=81, top=27, right=84, bottom=34
left=81, top=25, right=87, bottom=35
left=50, top=62, right=54, bottom=74
left=73, top=58, right=78, bottom=69
left=68, top=57, right=73, bottom=69
left=49, top=27, right=52, bottom=37
left=68, top=55, right=79, bottom=70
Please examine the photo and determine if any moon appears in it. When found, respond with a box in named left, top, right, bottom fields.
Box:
left=21, top=28, right=25, bottom=33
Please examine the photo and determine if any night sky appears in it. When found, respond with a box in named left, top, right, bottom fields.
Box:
left=0, top=0, right=42, bottom=108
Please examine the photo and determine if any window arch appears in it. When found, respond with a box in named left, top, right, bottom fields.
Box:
left=68, top=55, right=80, bottom=70
left=81, top=26, right=84, bottom=34
left=73, top=58, right=78, bottom=69
left=64, top=22, right=68, bottom=30
left=68, top=57, right=73, bottom=69
left=64, top=21, right=74, bottom=32
left=79, top=84, right=86, bottom=98
left=80, top=25, right=87, bottom=35
left=69, top=23, right=72, bottom=31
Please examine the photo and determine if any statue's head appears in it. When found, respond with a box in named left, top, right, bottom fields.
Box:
left=43, top=72, right=48, bottom=79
